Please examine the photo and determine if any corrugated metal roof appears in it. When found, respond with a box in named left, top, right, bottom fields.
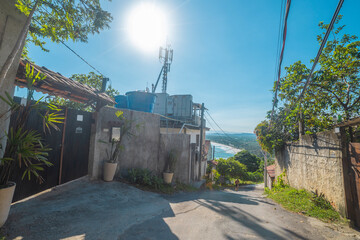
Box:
left=15, top=59, right=115, bottom=105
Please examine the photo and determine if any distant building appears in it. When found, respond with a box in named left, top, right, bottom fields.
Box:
left=266, top=164, right=276, bottom=189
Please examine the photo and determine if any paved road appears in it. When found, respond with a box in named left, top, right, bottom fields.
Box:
left=121, top=185, right=359, bottom=240
left=3, top=179, right=360, bottom=240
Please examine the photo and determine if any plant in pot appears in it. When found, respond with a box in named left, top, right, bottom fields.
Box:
left=103, top=110, right=137, bottom=182
left=0, top=64, right=63, bottom=227
left=163, top=150, right=177, bottom=184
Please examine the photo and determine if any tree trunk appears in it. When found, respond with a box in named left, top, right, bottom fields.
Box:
left=0, top=1, right=38, bottom=89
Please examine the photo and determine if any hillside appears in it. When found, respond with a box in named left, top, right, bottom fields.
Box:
left=206, top=133, right=263, bottom=158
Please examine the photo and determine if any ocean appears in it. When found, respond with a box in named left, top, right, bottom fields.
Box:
left=211, top=142, right=242, bottom=159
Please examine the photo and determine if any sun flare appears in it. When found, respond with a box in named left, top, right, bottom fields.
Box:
left=126, top=3, right=168, bottom=52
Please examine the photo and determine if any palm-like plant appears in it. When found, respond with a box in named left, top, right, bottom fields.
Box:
left=105, top=110, right=138, bottom=163
left=0, top=64, right=63, bottom=186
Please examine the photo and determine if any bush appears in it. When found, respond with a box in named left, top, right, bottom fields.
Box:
left=126, top=168, right=164, bottom=190
left=216, top=158, right=247, bottom=180
left=246, top=171, right=263, bottom=182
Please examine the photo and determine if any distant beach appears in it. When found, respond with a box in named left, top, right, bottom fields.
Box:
left=211, top=142, right=243, bottom=159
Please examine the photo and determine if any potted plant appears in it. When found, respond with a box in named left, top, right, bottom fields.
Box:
left=163, top=150, right=177, bottom=184
left=0, top=64, right=63, bottom=227
left=103, top=110, right=136, bottom=182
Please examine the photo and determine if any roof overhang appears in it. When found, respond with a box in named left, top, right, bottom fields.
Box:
left=15, top=59, right=115, bottom=105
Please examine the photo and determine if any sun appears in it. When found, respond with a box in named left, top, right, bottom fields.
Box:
left=126, top=3, right=168, bottom=52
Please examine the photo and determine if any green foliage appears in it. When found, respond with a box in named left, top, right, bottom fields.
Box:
left=233, top=150, right=261, bottom=172
left=164, top=150, right=177, bottom=173
left=125, top=168, right=197, bottom=194
left=16, top=0, right=112, bottom=58
left=0, top=64, right=63, bottom=186
left=246, top=172, right=263, bottom=182
left=256, top=15, right=360, bottom=152
left=266, top=186, right=341, bottom=222
left=273, top=170, right=287, bottom=191
left=102, top=111, right=138, bottom=163
left=311, top=191, right=333, bottom=210
left=126, top=168, right=164, bottom=190
left=216, top=158, right=247, bottom=180
left=48, top=72, right=119, bottom=112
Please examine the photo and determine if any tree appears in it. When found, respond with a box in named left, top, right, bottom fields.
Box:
left=48, top=72, right=119, bottom=111
left=233, top=150, right=261, bottom=173
left=16, top=0, right=112, bottom=55
left=255, top=16, right=360, bottom=150
left=0, top=0, right=112, bottom=94
left=216, top=158, right=247, bottom=180
left=278, top=16, right=360, bottom=133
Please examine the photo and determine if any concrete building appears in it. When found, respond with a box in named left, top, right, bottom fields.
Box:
left=153, top=93, right=209, bottom=180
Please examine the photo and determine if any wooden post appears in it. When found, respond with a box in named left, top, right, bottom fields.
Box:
left=340, top=126, right=356, bottom=222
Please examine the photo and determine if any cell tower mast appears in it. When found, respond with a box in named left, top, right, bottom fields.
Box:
left=152, top=44, right=173, bottom=93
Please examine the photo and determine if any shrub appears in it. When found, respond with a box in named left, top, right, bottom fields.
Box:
left=126, top=168, right=164, bottom=190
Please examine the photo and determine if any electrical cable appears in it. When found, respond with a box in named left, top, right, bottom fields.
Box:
left=273, top=0, right=286, bottom=84
left=270, top=0, right=292, bottom=123
left=34, top=6, right=107, bottom=77
left=297, top=0, right=344, bottom=102
left=205, top=111, right=239, bottom=143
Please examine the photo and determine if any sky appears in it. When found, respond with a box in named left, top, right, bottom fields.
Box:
left=18, top=0, right=360, bottom=133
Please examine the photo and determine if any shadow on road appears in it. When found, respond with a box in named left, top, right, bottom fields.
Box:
left=164, top=186, right=307, bottom=240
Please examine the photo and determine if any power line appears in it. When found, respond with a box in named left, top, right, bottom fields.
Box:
left=270, top=0, right=292, bottom=123
left=204, top=115, right=225, bottom=138
left=273, top=0, right=286, bottom=84
left=59, top=40, right=105, bottom=77
left=297, top=0, right=344, bottom=102
left=205, top=111, right=238, bottom=143
left=34, top=6, right=107, bottom=77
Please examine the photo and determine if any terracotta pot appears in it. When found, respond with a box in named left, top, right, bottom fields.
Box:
left=163, top=172, right=174, bottom=184
left=104, top=162, right=118, bottom=182
left=0, top=182, right=16, bottom=227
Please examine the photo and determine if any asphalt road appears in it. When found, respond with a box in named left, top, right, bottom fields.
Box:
left=121, top=184, right=360, bottom=240
left=3, top=179, right=360, bottom=240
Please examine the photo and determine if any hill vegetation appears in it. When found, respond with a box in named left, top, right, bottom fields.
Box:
left=206, top=133, right=263, bottom=157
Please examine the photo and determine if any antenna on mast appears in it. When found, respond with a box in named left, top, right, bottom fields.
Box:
left=152, top=44, right=173, bottom=93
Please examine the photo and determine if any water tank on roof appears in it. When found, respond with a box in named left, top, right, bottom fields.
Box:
left=126, top=91, right=157, bottom=113
left=114, top=95, right=128, bottom=109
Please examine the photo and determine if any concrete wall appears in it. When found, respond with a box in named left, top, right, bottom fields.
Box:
left=275, top=131, right=346, bottom=216
left=89, top=107, right=195, bottom=183
left=159, top=134, right=191, bottom=183
left=0, top=0, right=27, bottom=157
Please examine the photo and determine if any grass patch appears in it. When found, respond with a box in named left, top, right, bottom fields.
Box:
left=266, top=186, right=342, bottom=223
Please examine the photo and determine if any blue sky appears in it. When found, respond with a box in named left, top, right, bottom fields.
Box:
left=18, top=0, right=360, bottom=133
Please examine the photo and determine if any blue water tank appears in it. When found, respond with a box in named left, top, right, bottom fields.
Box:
left=114, top=95, right=128, bottom=109
left=126, top=91, right=157, bottom=113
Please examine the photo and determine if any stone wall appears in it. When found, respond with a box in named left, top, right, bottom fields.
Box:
left=89, top=107, right=193, bottom=183
left=275, top=131, right=346, bottom=216
left=0, top=0, right=27, bottom=157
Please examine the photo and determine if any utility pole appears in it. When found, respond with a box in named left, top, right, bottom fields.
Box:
left=213, top=145, right=215, bottom=160
left=199, top=103, right=205, bottom=180
left=262, top=150, right=268, bottom=188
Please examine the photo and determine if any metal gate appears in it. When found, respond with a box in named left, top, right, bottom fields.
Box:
left=348, top=142, right=360, bottom=227
left=9, top=100, right=92, bottom=202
